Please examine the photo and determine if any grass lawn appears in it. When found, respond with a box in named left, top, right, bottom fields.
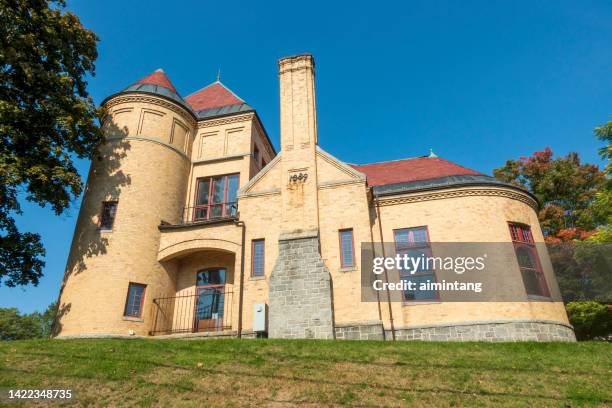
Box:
left=0, top=339, right=610, bottom=407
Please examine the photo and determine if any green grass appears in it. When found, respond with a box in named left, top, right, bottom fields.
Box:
left=0, top=339, right=610, bottom=407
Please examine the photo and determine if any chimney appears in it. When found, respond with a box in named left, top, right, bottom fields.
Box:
left=278, top=54, right=318, bottom=152
left=277, top=53, right=320, bottom=233
left=269, top=55, right=334, bottom=340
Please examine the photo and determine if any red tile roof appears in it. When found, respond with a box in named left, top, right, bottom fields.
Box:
left=133, top=69, right=177, bottom=94
left=185, top=82, right=244, bottom=112
left=350, top=157, right=483, bottom=187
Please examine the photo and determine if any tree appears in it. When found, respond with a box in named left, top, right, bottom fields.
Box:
left=0, top=308, right=41, bottom=340
left=0, top=0, right=101, bottom=287
left=493, top=148, right=606, bottom=240
left=589, top=120, right=612, bottom=242
left=0, top=302, right=57, bottom=340
left=594, top=120, right=612, bottom=175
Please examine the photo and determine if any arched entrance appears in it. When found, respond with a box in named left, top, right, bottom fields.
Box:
left=150, top=248, right=237, bottom=336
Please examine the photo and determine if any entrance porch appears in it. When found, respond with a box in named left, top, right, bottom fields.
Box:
left=151, top=248, right=240, bottom=336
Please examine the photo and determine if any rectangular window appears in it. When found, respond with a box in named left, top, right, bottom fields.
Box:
left=253, top=145, right=260, bottom=166
left=394, top=226, right=438, bottom=301
left=509, top=223, right=549, bottom=297
left=99, top=201, right=118, bottom=230
left=251, top=239, right=265, bottom=277
left=124, top=283, right=146, bottom=318
left=339, top=229, right=355, bottom=268
left=193, top=174, right=239, bottom=221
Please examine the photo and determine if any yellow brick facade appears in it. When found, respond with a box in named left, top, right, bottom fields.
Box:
left=55, top=55, right=572, bottom=341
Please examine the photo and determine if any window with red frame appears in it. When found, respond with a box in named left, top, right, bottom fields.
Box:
left=124, top=283, right=146, bottom=318
left=193, top=174, right=239, bottom=221
left=251, top=239, right=265, bottom=277
left=339, top=229, right=355, bottom=268
left=99, top=201, right=118, bottom=230
left=394, top=226, right=438, bottom=301
left=509, top=223, right=549, bottom=297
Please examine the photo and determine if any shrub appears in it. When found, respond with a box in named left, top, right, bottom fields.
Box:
left=566, top=301, right=612, bottom=340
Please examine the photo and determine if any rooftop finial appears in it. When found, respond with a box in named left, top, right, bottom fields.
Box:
left=428, top=148, right=438, bottom=158
left=155, top=68, right=164, bottom=73
left=216, top=68, right=221, bottom=82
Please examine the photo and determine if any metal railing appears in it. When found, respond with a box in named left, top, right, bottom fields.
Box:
left=177, top=204, right=238, bottom=225
left=150, top=289, right=233, bottom=335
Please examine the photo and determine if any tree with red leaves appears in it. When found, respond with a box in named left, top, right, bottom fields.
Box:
left=493, top=148, right=606, bottom=241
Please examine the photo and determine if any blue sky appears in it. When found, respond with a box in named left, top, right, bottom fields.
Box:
left=2, top=0, right=610, bottom=313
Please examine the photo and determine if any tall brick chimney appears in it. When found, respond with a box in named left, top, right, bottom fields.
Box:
left=269, top=54, right=334, bottom=339
left=277, top=54, right=320, bottom=233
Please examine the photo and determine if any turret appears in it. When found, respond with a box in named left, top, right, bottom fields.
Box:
left=55, top=69, right=196, bottom=337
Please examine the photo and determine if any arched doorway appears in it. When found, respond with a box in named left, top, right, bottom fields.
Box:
left=194, top=268, right=226, bottom=332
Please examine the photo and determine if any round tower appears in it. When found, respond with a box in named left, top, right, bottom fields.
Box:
left=55, top=69, right=196, bottom=337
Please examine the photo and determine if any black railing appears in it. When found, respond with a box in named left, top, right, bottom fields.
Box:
left=178, top=204, right=238, bottom=225
left=150, top=289, right=233, bottom=335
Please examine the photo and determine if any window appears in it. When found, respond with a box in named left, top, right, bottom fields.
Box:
left=193, top=174, right=239, bottom=221
left=509, top=223, right=549, bottom=297
left=339, top=229, right=355, bottom=268
left=252, top=239, right=265, bottom=277
left=394, top=226, right=437, bottom=301
left=195, top=269, right=226, bottom=330
left=99, top=201, right=118, bottom=230
left=124, top=283, right=146, bottom=318
left=253, top=145, right=260, bottom=166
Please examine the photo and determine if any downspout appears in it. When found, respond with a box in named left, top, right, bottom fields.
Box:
left=234, top=218, right=246, bottom=339
left=374, top=192, right=396, bottom=340
left=367, top=189, right=383, bottom=323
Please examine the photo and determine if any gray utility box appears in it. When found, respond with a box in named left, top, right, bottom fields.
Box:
left=253, top=303, right=268, bottom=333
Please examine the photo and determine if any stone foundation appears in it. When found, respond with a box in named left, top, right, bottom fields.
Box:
left=268, top=230, right=334, bottom=339
left=386, top=320, right=576, bottom=342
left=335, top=321, right=385, bottom=340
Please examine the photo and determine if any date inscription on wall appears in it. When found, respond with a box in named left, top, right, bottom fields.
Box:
left=289, top=171, right=309, bottom=183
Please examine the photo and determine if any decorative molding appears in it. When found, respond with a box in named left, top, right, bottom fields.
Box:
left=170, top=118, right=188, bottom=146
left=278, top=65, right=314, bottom=75
left=198, top=112, right=254, bottom=128
left=376, top=187, right=538, bottom=210
left=103, top=94, right=196, bottom=127
left=238, top=188, right=281, bottom=199
left=110, top=107, right=133, bottom=115
left=137, top=108, right=165, bottom=136
left=318, top=179, right=363, bottom=190
left=158, top=237, right=242, bottom=262
left=106, top=135, right=189, bottom=161
left=192, top=153, right=249, bottom=165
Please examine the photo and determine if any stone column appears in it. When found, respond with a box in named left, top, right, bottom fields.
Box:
left=268, top=230, right=334, bottom=339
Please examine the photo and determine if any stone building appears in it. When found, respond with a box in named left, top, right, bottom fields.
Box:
left=55, top=54, right=575, bottom=341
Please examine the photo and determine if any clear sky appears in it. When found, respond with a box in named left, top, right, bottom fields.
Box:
left=2, top=0, right=610, bottom=313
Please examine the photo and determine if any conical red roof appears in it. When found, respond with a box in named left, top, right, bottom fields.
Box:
left=133, top=69, right=177, bottom=94
left=186, top=81, right=244, bottom=112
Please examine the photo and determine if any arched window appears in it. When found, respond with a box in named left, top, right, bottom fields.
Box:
left=509, top=223, right=549, bottom=297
